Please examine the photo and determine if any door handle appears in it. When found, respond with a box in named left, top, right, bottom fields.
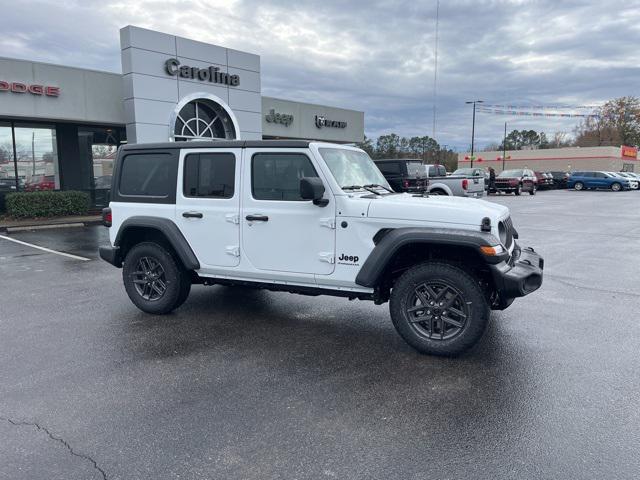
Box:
left=182, top=211, right=203, bottom=219
left=245, top=214, right=269, bottom=222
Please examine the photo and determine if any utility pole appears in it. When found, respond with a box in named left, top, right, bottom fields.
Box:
left=432, top=0, right=440, bottom=140
left=466, top=100, right=483, bottom=167
left=502, top=122, right=507, bottom=171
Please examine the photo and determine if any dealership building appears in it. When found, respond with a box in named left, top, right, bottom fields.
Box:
left=0, top=26, right=364, bottom=208
left=457, top=145, right=639, bottom=173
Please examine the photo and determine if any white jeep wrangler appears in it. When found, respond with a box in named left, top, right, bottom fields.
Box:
left=100, top=140, right=543, bottom=356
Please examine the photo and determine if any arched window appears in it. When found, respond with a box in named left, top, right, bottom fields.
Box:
left=173, top=98, right=237, bottom=141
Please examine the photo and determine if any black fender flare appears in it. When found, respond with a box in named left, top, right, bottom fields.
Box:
left=114, top=216, right=200, bottom=270
left=355, top=227, right=502, bottom=288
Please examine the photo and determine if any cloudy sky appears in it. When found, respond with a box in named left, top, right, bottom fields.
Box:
left=2, top=0, right=640, bottom=150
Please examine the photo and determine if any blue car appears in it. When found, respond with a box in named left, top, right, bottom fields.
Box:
left=567, top=171, right=630, bottom=191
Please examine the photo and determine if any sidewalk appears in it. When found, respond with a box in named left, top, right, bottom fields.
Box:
left=0, top=214, right=102, bottom=233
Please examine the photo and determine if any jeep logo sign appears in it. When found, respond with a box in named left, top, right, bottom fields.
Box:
left=165, top=58, right=240, bottom=87
left=315, top=115, right=347, bottom=129
left=265, top=109, right=294, bottom=126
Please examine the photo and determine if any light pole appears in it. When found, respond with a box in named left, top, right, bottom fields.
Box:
left=466, top=100, right=483, bottom=167
left=502, top=121, right=507, bottom=171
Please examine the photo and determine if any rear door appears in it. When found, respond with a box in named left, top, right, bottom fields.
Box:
left=175, top=148, right=241, bottom=268
left=241, top=148, right=336, bottom=275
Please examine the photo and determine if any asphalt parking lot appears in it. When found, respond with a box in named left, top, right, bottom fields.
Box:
left=1, top=189, right=639, bottom=480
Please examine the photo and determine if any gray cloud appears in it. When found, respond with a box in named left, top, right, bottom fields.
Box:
left=2, top=0, right=640, bottom=149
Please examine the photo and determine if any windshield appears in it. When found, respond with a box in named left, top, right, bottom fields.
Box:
left=319, top=148, right=391, bottom=190
left=499, top=169, right=523, bottom=177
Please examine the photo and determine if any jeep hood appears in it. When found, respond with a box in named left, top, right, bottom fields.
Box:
left=366, top=193, right=509, bottom=226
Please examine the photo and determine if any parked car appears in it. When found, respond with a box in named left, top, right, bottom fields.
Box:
left=24, top=175, right=55, bottom=191
left=549, top=171, right=570, bottom=189
left=534, top=171, right=553, bottom=190
left=99, top=140, right=543, bottom=357
left=94, top=175, right=113, bottom=189
left=614, top=172, right=639, bottom=190
left=494, top=169, right=537, bottom=195
left=375, top=159, right=484, bottom=197
left=567, top=171, right=630, bottom=191
left=0, top=177, right=18, bottom=191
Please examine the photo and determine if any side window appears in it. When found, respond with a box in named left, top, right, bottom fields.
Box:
left=183, top=152, right=235, bottom=198
left=119, top=153, right=172, bottom=197
left=595, top=172, right=607, bottom=178
left=252, top=153, right=318, bottom=201
left=377, top=162, right=401, bottom=175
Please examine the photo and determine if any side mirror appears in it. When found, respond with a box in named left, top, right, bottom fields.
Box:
left=300, top=177, right=328, bottom=207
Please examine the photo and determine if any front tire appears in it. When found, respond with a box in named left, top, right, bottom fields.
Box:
left=123, top=242, right=189, bottom=314
left=514, top=184, right=521, bottom=195
left=389, top=263, right=490, bottom=356
left=611, top=182, right=622, bottom=192
left=529, top=185, right=536, bottom=195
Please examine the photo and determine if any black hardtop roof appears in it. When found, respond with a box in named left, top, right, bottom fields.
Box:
left=119, top=140, right=314, bottom=151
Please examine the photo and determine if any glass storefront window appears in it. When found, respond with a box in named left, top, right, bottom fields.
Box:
left=78, top=127, right=125, bottom=207
left=0, top=122, right=16, bottom=192
left=13, top=124, right=59, bottom=191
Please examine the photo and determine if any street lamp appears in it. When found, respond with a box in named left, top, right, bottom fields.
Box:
left=466, top=100, right=483, bottom=167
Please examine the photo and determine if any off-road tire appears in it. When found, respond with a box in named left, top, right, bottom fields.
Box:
left=574, top=181, right=584, bottom=191
left=515, top=184, right=521, bottom=195
left=389, top=262, right=490, bottom=356
left=611, top=182, right=622, bottom=192
left=123, top=242, right=189, bottom=314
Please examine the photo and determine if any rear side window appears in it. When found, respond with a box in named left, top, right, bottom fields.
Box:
left=252, top=153, right=318, bottom=201
left=119, top=153, right=172, bottom=197
left=183, top=153, right=235, bottom=198
left=405, top=162, right=424, bottom=176
left=377, top=162, right=401, bottom=175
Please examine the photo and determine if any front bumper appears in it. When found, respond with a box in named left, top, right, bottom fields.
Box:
left=99, top=245, right=122, bottom=267
left=489, top=244, right=544, bottom=310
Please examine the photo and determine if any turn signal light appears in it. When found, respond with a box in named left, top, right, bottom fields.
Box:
left=480, top=245, right=505, bottom=256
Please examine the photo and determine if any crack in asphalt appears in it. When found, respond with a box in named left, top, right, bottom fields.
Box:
left=0, top=415, right=107, bottom=480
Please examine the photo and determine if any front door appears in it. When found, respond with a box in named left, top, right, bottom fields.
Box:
left=241, top=149, right=336, bottom=275
left=176, top=148, right=241, bottom=269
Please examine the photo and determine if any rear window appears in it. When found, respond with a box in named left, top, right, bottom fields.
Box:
left=406, top=161, right=424, bottom=176
left=376, top=161, right=401, bottom=175
left=119, top=153, right=172, bottom=197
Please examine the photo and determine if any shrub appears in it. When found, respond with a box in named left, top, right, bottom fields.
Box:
left=5, top=191, right=90, bottom=218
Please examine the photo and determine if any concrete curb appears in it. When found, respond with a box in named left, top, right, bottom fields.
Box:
left=0, top=218, right=102, bottom=234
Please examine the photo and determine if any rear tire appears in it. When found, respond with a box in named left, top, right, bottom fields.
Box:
left=574, top=182, right=584, bottom=191
left=389, top=262, right=490, bottom=356
left=529, top=185, right=536, bottom=195
left=123, top=242, right=189, bottom=314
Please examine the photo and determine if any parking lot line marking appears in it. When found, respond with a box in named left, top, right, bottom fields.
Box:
left=0, top=235, right=91, bottom=261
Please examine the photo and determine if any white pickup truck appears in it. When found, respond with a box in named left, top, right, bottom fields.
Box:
left=375, top=159, right=485, bottom=197
left=100, top=141, right=543, bottom=356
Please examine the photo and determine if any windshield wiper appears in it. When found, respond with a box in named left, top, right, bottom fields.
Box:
left=364, top=184, right=395, bottom=193
left=342, top=184, right=381, bottom=195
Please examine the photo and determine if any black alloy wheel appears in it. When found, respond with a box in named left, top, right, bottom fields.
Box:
left=405, top=281, right=469, bottom=341
left=132, top=256, right=167, bottom=301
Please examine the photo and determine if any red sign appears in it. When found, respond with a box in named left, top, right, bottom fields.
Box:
left=621, top=145, right=637, bottom=158
left=0, top=81, right=60, bottom=97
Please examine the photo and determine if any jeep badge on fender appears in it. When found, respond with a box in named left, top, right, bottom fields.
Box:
left=99, top=140, right=543, bottom=357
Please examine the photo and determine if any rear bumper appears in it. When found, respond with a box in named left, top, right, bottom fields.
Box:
left=489, top=244, right=544, bottom=310
left=99, top=245, right=122, bottom=267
